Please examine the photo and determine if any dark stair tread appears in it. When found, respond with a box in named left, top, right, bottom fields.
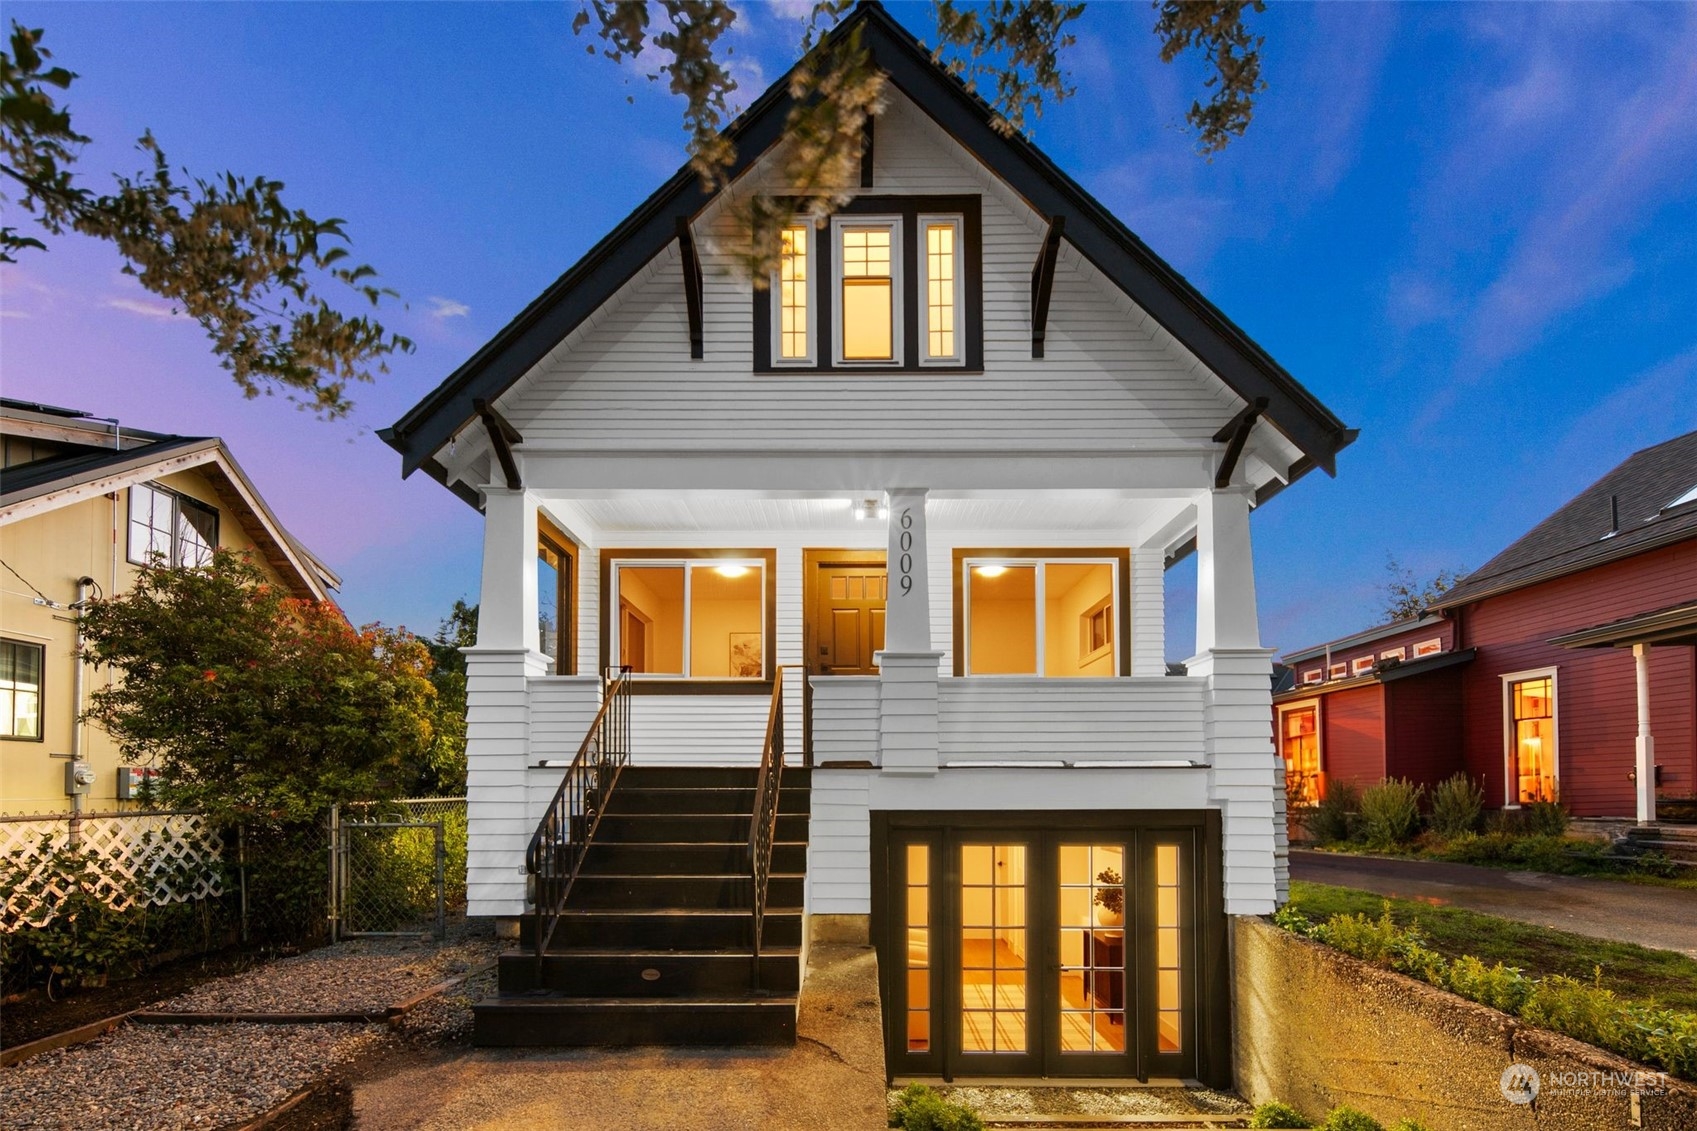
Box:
left=574, top=872, right=806, bottom=882
left=485, top=994, right=796, bottom=1008
left=554, top=907, right=802, bottom=917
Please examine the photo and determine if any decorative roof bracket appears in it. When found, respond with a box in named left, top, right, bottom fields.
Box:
left=1030, top=215, right=1065, bottom=359
left=473, top=398, right=524, bottom=491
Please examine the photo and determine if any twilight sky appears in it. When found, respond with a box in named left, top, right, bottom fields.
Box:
left=2, top=2, right=1694, bottom=661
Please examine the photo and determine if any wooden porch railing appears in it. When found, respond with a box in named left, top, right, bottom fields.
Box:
left=526, top=666, right=632, bottom=971
left=748, top=667, right=785, bottom=991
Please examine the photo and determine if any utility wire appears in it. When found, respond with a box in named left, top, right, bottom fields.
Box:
left=0, top=558, right=62, bottom=608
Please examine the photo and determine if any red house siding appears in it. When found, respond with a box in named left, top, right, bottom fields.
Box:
left=1384, top=665, right=1466, bottom=793
left=1456, top=540, right=1697, bottom=816
left=1322, top=685, right=1386, bottom=792
left=1288, top=621, right=1455, bottom=687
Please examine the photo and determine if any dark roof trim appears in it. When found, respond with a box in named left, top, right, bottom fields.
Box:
left=0, top=436, right=212, bottom=503
left=1550, top=601, right=1697, bottom=649
left=383, top=1, right=1353, bottom=495
left=1432, top=520, right=1697, bottom=611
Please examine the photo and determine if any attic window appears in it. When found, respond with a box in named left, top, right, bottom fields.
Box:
left=1667, top=483, right=1697, bottom=511
left=127, top=483, right=218, bottom=569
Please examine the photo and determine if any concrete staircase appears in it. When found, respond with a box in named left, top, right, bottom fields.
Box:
left=474, top=766, right=810, bottom=1047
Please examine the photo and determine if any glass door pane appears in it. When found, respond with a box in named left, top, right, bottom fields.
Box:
left=960, top=843, right=1027, bottom=1055
left=1057, top=843, right=1127, bottom=1054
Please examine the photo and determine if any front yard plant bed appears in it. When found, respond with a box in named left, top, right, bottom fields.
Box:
left=1289, top=881, right=1697, bottom=1011
left=1277, top=884, right=1697, bottom=1079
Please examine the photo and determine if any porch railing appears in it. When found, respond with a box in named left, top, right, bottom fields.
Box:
left=527, top=665, right=632, bottom=968
left=748, top=666, right=785, bottom=991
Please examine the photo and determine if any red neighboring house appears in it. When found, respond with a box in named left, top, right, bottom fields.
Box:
left=1275, top=430, right=1697, bottom=822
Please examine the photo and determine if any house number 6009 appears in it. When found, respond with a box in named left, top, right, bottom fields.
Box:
left=897, top=508, right=914, bottom=594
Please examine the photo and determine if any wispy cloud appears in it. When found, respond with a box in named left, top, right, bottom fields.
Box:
left=104, top=296, right=186, bottom=321
left=426, top=296, right=471, bottom=321
left=0, top=309, right=30, bottom=320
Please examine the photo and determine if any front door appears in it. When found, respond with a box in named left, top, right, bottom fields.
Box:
left=813, top=563, right=887, bottom=675
left=879, top=816, right=1212, bottom=1082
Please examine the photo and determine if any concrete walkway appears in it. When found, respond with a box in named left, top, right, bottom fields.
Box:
left=351, top=943, right=889, bottom=1130
left=1291, top=850, right=1697, bottom=958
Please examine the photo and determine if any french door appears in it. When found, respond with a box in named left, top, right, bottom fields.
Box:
left=878, top=815, right=1214, bottom=1082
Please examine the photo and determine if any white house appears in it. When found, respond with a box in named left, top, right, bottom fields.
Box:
left=382, top=3, right=1353, bottom=1085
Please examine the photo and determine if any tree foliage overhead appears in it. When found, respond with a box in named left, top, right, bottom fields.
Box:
left=77, top=549, right=436, bottom=823
left=1380, top=555, right=1465, bottom=623
left=0, top=22, right=412, bottom=419
left=571, top=0, right=1267, bottom=277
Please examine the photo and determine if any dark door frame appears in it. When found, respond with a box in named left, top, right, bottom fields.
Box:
left=870, top=808, right=1230, bottom=1088
left=801, top=548, right=887, bottom=766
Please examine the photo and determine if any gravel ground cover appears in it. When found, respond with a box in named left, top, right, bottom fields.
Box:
left=151, top=926, right=497, bottom=1016
left=2, top=922, right=499, bottom=1131
left=0, top=1021, right=383, bottom=1131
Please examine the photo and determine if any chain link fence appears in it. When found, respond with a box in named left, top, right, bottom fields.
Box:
left=329, top=798, right=466, bottom=940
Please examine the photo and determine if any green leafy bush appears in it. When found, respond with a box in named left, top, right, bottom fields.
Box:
left=1427, top=774, right=1483, bottom=837
left=1444, top=955, right=1533, bottom=1014
left=1358, top=779, right=1423, bottom=849
left=889, top=1084, right=985, bottom=1131
left=1488, top=801, right=1568, bottom=838
left=1308, top=781, right=1360, bottom=846
left=1318, top=1108, right=1383, bottom=1131
left=1250, top=1100, right=1311, bottom=1128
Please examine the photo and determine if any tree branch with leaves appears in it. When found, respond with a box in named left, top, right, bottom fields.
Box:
left=1, top=22, right=412, bottom=419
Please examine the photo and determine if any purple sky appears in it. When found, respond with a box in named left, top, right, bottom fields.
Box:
left=3, top=2, right=1694, bottom=659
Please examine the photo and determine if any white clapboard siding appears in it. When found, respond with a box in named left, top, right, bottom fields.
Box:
left=810, top=677, right=881, bottom=764
left=807, top=770, right=874, bottom=914
left=526, top=677, right=601, bottom=761
left=629, top=696, right=769, bottom=766
left=494, top=89, right=1241, bottom=453
left=937, top=678, right=1205, bottom=763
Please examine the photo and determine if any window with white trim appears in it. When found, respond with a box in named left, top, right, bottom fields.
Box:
left=127, top=483, right=218, bottom=568
left=1504, top=670, right=1558, bottom=804
left=1327, top=663, right=1347, bottom=680
left=1412, top=638, right=1443, bottom=657
left=0, top=638, right=43, bottom=740
left=961, top=556, right=1118, bottom=677
left=1278, top=701, right=1322, bottom=804
left=1380, top=647, right=1406, bottom=662
left=1301, top=669, right=1323, bottom=685
left=919, top=214, right=963, bottom=364
left=833, top=216, right=901, bottom=364
left=1351, top=656, right=1374, bottom=676
left=611, top=559, right=766, bottom=678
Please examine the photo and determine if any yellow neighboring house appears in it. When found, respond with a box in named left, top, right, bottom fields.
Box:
left=0, top=398, right=338, bottom=815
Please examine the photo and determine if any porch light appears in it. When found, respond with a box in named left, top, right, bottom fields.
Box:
left=853, top=497, right=886, bottom=521
left=974, top=565, right=1008, bottom=578
left=714, top=565, right=751, bottom=578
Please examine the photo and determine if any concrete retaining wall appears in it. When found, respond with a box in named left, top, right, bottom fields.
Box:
left=1232, top=915, right=1697, bottom=1130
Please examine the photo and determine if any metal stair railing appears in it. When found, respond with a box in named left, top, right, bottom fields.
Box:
left=748, top=667, right=785, bottom=991
left=527, top=665, right=632, bottom=973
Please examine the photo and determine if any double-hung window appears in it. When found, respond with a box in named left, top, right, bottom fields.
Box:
left=835, top=218, right=899, bottom=363
left=1504, top=670, right=1557, bottom=804
left=0, top=639, right=43, bottom=740
left=918, top=214, right=963, bottom=365
left=538, top=519, right=576, bottom=675
left=608, top=556, right=769, bottom=680
left=127, top=483, right=218, bottom=568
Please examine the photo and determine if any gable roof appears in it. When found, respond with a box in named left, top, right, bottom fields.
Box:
left=1, top=431, right=340, bottom=602
left=1280, top=613, right=1447, bottom=665
left=1434, top=429, right=1697, bottom=610
left=382, top=0, right=1354, bottom=499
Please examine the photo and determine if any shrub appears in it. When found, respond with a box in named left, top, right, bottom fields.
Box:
left=1358, top=779, right=1423, bottom=849
left=890, top=1084, right=984, bottom=1131
left=1488, top=801, right=1569, bottom=838
left=1308, top=781, right=1360, bottom=846
left=1313, top=907, right=1446, bottom=985
left=1428, top=774, right=1483, bottom=837
left=1444, top=955, right=1534, bottom=1014
left=1250, top=1100, right=1311, bottom=1128
left=1318, top=1109, right=1383, bottom=1131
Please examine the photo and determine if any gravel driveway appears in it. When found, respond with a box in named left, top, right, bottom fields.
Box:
left=1, top=924, right=499, bottom=1131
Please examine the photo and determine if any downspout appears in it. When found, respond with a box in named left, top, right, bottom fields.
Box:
left=70, top=577, right=93, bottom=839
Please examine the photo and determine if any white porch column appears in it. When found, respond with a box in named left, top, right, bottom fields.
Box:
left=1131, top=546, right=1167, bottom=677
left=878, top=489, right=942, bottom=776
left=465, top=487, right=548, bottom=918
left=1635, top=643, right=1657, bottom=826
left=1190, top=487, right=1280, bottom=913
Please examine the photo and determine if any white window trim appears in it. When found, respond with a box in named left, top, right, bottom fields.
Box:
left=1277, top=698, right=1323, bottom=792
left=1500, top=666, right=1559, bottom=809
left=831, top=214, right=903, bottom=367
left=608, top=558, right=767, bottom=679
left=1350, top=656, right=1375, bottom=676
left=1327, top=663, right=1348, bottom=680
left=1412, top=638, right=1443, bottom=657
left=1380, top=647, right=1407, bottom=662
left=959, top=556, right=1120, bottom=677
left=917, top=213, right=964, bottom=366
left=127, top=482, right=218, bottom=568
left=1301, top=669, right=1323, bottom=685
left=769, top=221, right=818, bottom=367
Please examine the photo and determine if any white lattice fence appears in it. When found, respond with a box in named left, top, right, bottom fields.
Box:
left=0, top=812, right=224, bottom=930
